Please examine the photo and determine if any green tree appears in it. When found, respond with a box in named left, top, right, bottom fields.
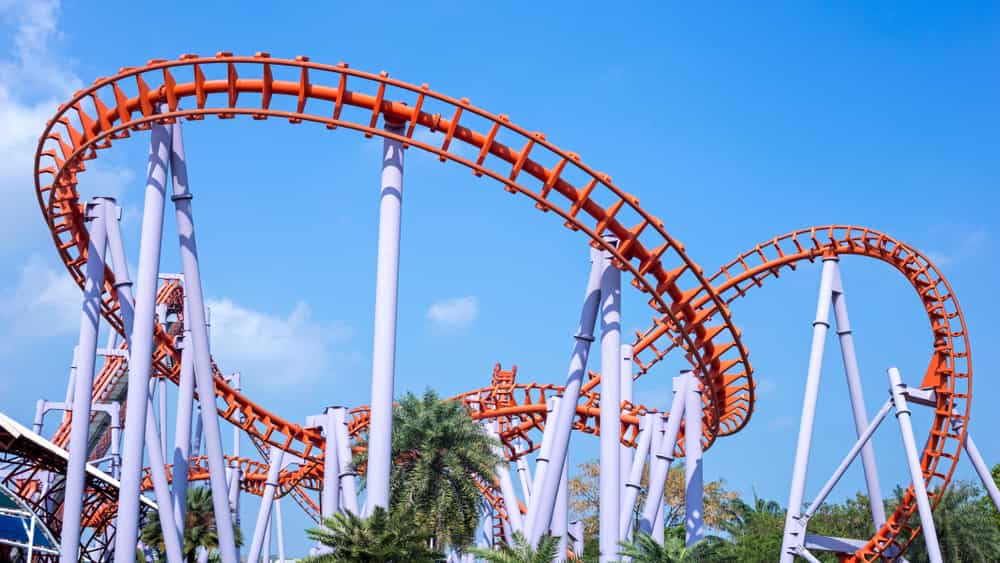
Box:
left=139, top=486, right=242, bottom=562
left=901, top=481, right=1000, bottom=562
left=303, top=506, right=442, bottom=562
left=617, top=530, right=700, bottom=562
left=979, top=463, right=1000, bottom=529
left=468, top=532, right=560, bottom=563
left=711, top=495, right=784, bottom=562
left=570, top=460, right=737, bottom=542
left=356, top=389, right=501, bottom=551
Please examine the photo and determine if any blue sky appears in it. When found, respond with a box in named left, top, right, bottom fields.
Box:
left=0, top=1, right=997, bottom=557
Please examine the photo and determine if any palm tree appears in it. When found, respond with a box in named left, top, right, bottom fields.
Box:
left=899, top=480, right=1000, bottom=562
left=616, top=531, right=698, bottom=562
left=303, top=506, right=442, bottom=562
left=469, top=532, right=560, bottom=563
left=139, top=486, right=242, bottom=562
left=356, top=389, right=501, bottom=551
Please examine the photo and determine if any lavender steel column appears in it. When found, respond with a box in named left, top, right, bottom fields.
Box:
left=169, top=120, right=238, bottom=563
left=965, top=434, right=1000, bottom=512
left=366, top=123, right=405, bottom=515
left=322, top=408, right=341, bottom=519
left=113, top=120, right=172, bottom=562
left=60, top=199, right=108, bottom=563
left=552, top=455, right=569, bottom=561
left=172, top=328, right=195, bottom=530
left=275, top=497, right=286, bottom=563
left=104, top=202, right=134, bottom=329
left=489, top=422, right=524, bottom=532
left=887, top=367, right=942, bottom=563
left=515, top=448, right=533, bottom=506
left=684, top=373, right=703, bottom=546
left=159, top=379, right=168, bottom=458
left=598, top=238, right=622, bottom=563
left=143, top=392, right=184, bottom=562
left=569, top=520, right=584, bottom=559
left=525, top=395, right=561, bottom=535
left=779, top=258, right=837, bottom=563
left=248, top=448, right=284, bottom=562
left=639, top=376, right=688, bottom=535
left=63, top=346, right=79, bottom=409
left=651, top=415, right=667, bottom=544
left=620, top=412, right=654, bottom=539
left=619, top=344, right=633, bottom=506
left=332, top=407, right=360, bottom=514
left=831, top=264, right=886, bottom=529
left=525, top=246, right=603, bottom=544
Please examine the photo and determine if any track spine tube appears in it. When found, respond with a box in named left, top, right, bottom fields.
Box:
left=60, top=198, right=108, bottom=563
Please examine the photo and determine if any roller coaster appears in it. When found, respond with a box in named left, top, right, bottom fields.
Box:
left=0, top=53, right=996, bottom=562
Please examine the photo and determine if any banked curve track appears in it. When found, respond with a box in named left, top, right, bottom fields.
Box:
left=28, top=54, right=972, bottom=561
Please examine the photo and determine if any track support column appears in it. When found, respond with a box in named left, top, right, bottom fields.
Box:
left=598, top=236, right=622, bottom=563
left=780, top=257, right=837, bottom=563
left=366, top=122, right=406, bottom=515
left=489, top=421, right=524, bottom=532
left=169, top=119, right=239, bottom=563
left=963, top=431, right=1000, bottom=512
left=639, top=375, right=688, bottom=537
left=620, top=412, right=654, bottom=540
left=172, top=325, right=195, bottom=530
left=59, top=198, right=108, bottom=563
left=248, top=448, right=285, bottom=563
left=619, top=344, right=633, bottom=507
left=331, top=406, right=360, bottom=514
left=887, top=367, right=942, bottom=563
left=830, top=263, right=886, bottom=529
left=113, top=119, right=172, bottom=562
left=684, top=372, right=703, bottom=546
left=525, top=244, right=604, bottom=545
left=322, top=408, right=341, bottom=519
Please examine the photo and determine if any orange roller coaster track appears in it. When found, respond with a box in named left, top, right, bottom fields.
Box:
left=28, top=54, right=972, bottom=561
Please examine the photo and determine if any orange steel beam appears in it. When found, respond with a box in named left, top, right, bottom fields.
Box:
left=25, top=54, right=972, bottom=561
left=33, top=53, right=752, bottom=462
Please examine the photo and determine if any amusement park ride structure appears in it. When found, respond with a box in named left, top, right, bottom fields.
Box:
left=0, top=52, right=995, bottom=562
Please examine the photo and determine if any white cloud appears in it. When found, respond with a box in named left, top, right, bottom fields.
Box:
left=0, top=0, right=133, bottom=252
left=206, top=298, right=355, bottom=388
left=426, top=296, right=479, bottom=330
left=926, top=227, right=988, bottom=268
left=0, top=255, right=80, bottom=352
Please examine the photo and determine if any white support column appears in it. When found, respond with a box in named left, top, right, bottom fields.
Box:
left=525, top=246, right=604, bottom=543
left=331, top=407, right=360, bottom=514
left=684, top=372, right=703, bottom=546
left=59, top=199, right=108, bottom=563
left=515, top=450, right=533, bottom=507
left=322, top=408, right=341, bottom=519
left=619, top=344, right=634, bottom=508
left=639, top=376, right=688, bottom=537
left=171, top=327, right=195, bottom=531
left=490, top=422, right=524, bottom=533
left=366, top=123, right=406, bottom=515
left=651, top=415, right=667, bottom=544
left=569, top=520, right=584, bottom=560
left=248, top=448, right=284, bottom=563
left=169, top=119, right=239, bottom=563
left=964, top=432, right=1000, bottom=512
left=887, top=367, right=942, bottom=563
left=113, top=119, right=172, bottom=563
left=159, top=378, right=168, bottom=458
left=552, top=455, right=569, bottom=561
left=526, top=395, right=561, bottom=530
left=598, top=237, right=622, bottom=563
left=830, top=263, right=886, bottom=529
left=780, top=258, right=838, bottom=563
left=275, top=497, right=286, bottom=563
left=620, top=412, right=654, bottom=540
